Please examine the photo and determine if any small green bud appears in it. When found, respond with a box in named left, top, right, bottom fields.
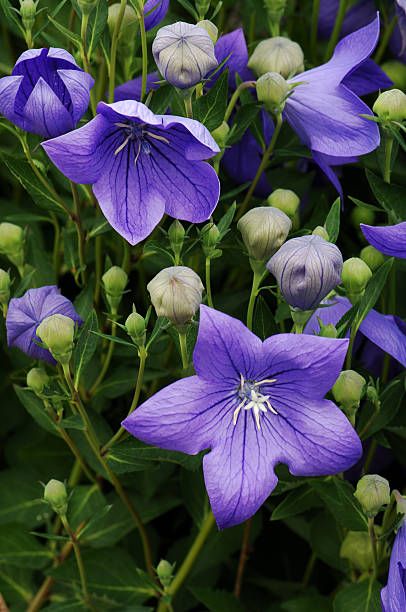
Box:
left=27, top=368, right=49, bottom=395
left=36, top=314, right=75, bottom=365
left=197, top=20, right=218, bottom=43
left=366, top=383, right=380, bottom=408
left=312, top=226, right=329, bottom=241
left=360, top=245, right=385, bottom=272
left=340, top=531, right=376, bottom=571
left=318, top=321, right=338, bottom=338
left=43, top=479, right=68, bottom=516
left=342, top=257, right=372, bottom=303
left=125, top=311, right=146, bottom=346
left=0, top=269, right=11, bottom=307
left=332, top=370, right=366, bottom=423
left=156, top=559, right=175, bottom=588
left=168, top=220, right=185, bottom=258
left=211, top=121, right=230, bottom=149
left=394, top=490, right=406, bottom=517
left=0, top=222, right=25, bottom=269
left=108, top=3, right=137, bottom=53
left=354, top=474, right=390, bottom=517
left=256, top=72, right=290, bottom=112
left=350, top=207, right=375, bottom=228
left=201, top=222, right=220, bottom=256
left=267, top=188, right=300, bottom=219
left=20, top=0, right=38, bottom=30
left=248, top=36, right=304, bottom=78
left=373, top=89, right=406, bottom=121
left=238, top=206, right=291, bottom=262
left=102, top=266, right=128, bottom=313
left=78, top=0, right=99, bottom=16
left=381, top=60, right=406, bottom=91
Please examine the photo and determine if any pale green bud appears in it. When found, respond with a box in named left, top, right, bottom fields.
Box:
left=201, top=222, right=220, bottom=257
left=256, top=72, right=290, bottom=112
left=211, top=121, right=230, bottom=149
left=394, top=490, right=406, bottom=517
left=168, top=220, right=185, bottom=257
left=108, top=3, right=137, bottom=52
left=267, top=188, right=300, bottom=219
left=27, top=367, right=49, bottom=395
left=332, top=370, right=366, bottom=421
left=125, top=311, right=146, bottom=346
left=312, top=226, right=329, bottom=241
left=43, top=479, right=68, bottom=516
left=197, top=20, right=218, bottom=43
left=20, top=0, right=38, bottom=30
left=36, top=314, right=75, bottom=365
left=102, top=266, right=128, bottom=313
left=342, top=257, right=372, bottom=303
left=0, top=223, right=24, bottom=269
left=381, top=60, right=406, bottom=91
left=238, top=206, right=291, bottom=262
left=78, top=0, right=99, bottom=16
left=147, top=266, right=204, bottom=328
left=156, top=559, right=175, bottom=588
left=340, top=531, right=376, bottom=571
left=351, top=207, right=375, bottom=228
left=354, top=474, right=390, bottom=517
left=360, top=245, right=385, bottom=272
left=0, top=269, right=11, bottom=307
left=248, top=36, right=304, bottom=78
left=373, top=89, right=406, bottom=121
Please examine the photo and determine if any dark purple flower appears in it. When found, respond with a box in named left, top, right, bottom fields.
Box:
left=144, top=0, right=169, bottom=31
left=114, top=72, right=160, bottom=103
left=123, top=305, right=361, bottom=529
left=318, top=0, right=376, bottom=39
left=305, top=295, right=406, bottom=368
left=209, top=28, right=253, bottom=88
left=390, top=1, right=406, bottom=62
left=381, top=519, right=406, bottom=611
left=42, top=100, right=220, bottom=245
left=0, top=48, right=94, bottom=138
left=6, top=285, right=82, bottom=363
left=361, top=222, right=406, bottom=258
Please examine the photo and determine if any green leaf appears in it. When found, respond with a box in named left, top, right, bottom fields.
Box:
left=193, top=71, right=229, bottom=131
left=227, top=102, right=260, bottom=145
left=310, top=477, right=368, bottom=531
left=324, top=197, right=341, bottom=243
left=47, top=15, right=81, bottom=46
left=149, top=84, right=174, bottom=115
left=353, top=258, right=394, bottom=330
left=90, top=330, right=136, bottom=349
left=366, top=169, right=406, bottom=222
left=59, top=414, right=86, bottom=431
left=333, top=578, right=382, bottom=612
left=67, top=485, right=105, bottom=532
left=190, top=587, right=245, bottom=612
left=348, top=196, right=381, bottom=213
left=272, top=486, right=321, bottom=521
left=253, top=295, right=278, bottom=340
left=0, top=468, right=47, bottom=528
left=106, top=439, right=202, bottom=474
left=217, top=201, right=236, bottom=237
left=0, top=565, right=34, bottom=606
left=13, top=386, right=58, bottom=435
left=0, top=524, right=52, bottom=569
left=358, top=373, right=405, bottom=438
left=87, top=0, right=108, bottom=56
left=72, top=309, right=100, bottom=388
left=310, top=511, right=346, bottom=571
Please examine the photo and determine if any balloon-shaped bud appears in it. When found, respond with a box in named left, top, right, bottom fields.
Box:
left=312, top=226, right=329, bottom=241
left=27, top=367, right=49, bottom=395
left=373, top=89, right=406, bottom=122
left=148, top=266, right=204, bottom=328
left=256, top=72, right=290, bottom=112
left=168, top=220, right=185, bottom=260
left=102, top=266, right=128, bottom=313
left=351, top=207, right=375, bottom=228
left=360, top=245, right=385, bottom=272
left=340, top=531, right=376, bottom=571
left=248, top=36, right=304, bottom=78
left=152, top=21, right=218, bottom=89
left=197, top=20, right=218, bottom=43
left=267, top=188, right=300, bottom=220
left=43, top=479, right=68, bottom=516
left=354, top=474, right=390, bottom=518
left=125, top=311, right=147, bottom=347
left=0, top=223, right=24, bottom=269
left=20, top=0, right=38, bottom=30
left=332, top=369, right=366, bottom=423
left=238, top=206, right=291, bottom=262
left=0, top=269, right=11, bottom=309
left=381, top=60, right=406, bottom=91
left=156, top=559, right=175, bottom=588
left=108, top=3, right=137, bottom=53
left=201, top=222, right=221, bottom=257
left=36, top=314, right=75, bottom=365
left=341, top=257, right=372, bottom=304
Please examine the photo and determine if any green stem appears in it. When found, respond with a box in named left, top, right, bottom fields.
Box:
left=345, top=324, right=357, bottom=369
left=184, top=94, right=193, bottom=119
left=246, top=265, right=266, bottom=331
left=363, top=438, right=378, bottom=475
left=108, top=0, right=127, bottom=103
left=374, top=15, right=397, bottom=64
left=178, top=331, right=189, bottom=370
left=80, top=13, right=96, bottom=114
left=301, top=551, right=317, bottom=587
left=368, top=517, right=379, bottom=578
left=234, top=518, right=252, bottom=598
left=237, top=113, right=283, bottom=220
left=50, top=213, right=61, bottom=276
left=71, top=182, right=87, bottom=286
left=325, top=0, right=348, bottom=61
left=89, top=319, right=117, bottom=395
left=205, top=257, right=214, bottom=308
left=310, top=0, right=320, bottom=63
left=60, top=515, right=92, bottom=609
left=383, top=136, right=394, bottom=184
left=94, top=235, right=103, bottom=306
left=224, top=81, right=256, bottom=122
left=57, top=424, right=95, bottom=483
left=137, top=1, right=148, bottom=102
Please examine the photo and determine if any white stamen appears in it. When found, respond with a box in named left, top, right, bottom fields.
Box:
left=145, top=131, right=170, bottom=145
left=114, top=133, right=132, bottom=156
left=233, top=374, right=278, bottom=429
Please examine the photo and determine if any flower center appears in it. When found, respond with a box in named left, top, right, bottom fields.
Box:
left=113, top=122, right=170, bottom=163
left=233, top=374, right=277, bottom=430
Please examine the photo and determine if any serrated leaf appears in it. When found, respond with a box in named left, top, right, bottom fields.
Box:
left=272, top=486, right=321, bottom=521
left=193, top=71, right=229, bottom=131
left=325, top=197, right=340, bottom=243
left=310, top=477, right=368, bottom=531
left=0, top=524, right=52, bottom=569
left=333, top=578, right=382, bottom=612
left=106, top=439, right=202, bottom=474
left=72, top=309, right=99, bottom=388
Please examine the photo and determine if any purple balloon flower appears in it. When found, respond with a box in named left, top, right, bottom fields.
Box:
left=318, top=0, right=376, bottom=39
left=114, top=72, right=161, bottom=103
left=123, top=305, right=362, bottom=529
left=144, top=0, right=169, bottom=31
left=361, top=222, right=406, bottom=258
left=208, top=28, right=253, bottom=88
left=42, top=100, right=220, bottom=245
left=305, top=295, right=406, bottom=368
left=381, top=519, right=406, bottom=611
left=0, top=48, right=94, bottom=138
left=6, top=285, right=82, bottom=363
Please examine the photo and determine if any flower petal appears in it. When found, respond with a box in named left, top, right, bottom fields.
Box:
left=0, top=75, right=24, bottom=127
left=343, top=59, right=393, bottom=96
left=144, top=0, right=169, bottom=30
left=304, top=295, right=351, bottom=335
left=206, top=28, right=252, bottom=87
left=360, top=222, right=406, bottom=258
left=57, top=69, right=94, bottom=123
left=21, top=77, right=74, bottom=138
left=193, top=305, right=263, bottom=386
left=359, top=311, right=406, bottom=368
left=381, top=522, right=406, bottom=611
left=114, top=72, right=160, bottom=102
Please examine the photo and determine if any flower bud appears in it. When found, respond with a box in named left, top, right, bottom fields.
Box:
left=20, top=0, right=38, bottom=30
left=354, top=474, right=390, bottom=517
left=394, top=490, right=406, bottom=517
left=256, top=72, right=290, bottom=112
left=36, top=314, right=75, bottom=365
left=373, top=89, right=406, bottom=122
left=267, top=188, right=300, bottom=220
left=332, top=369, right=366, bottom=423
left=350, top=207, right=375, bottom=228
left=102, top=266, right=128, bottom=313
left=125, top=311, right=147, bottom=347
left=168, top=220, right=185, bottom=260
left=318, top=321, right=338, bottom=338
left=211, top=121, right=230, bottom=149
left=201, top=223, right=221, bottom=258
left=0, top=269, right=11, bottom=309
left=43, top=479, right=68, bottom=516
left=312, top=226, right=329, bottom=241
left=108, top=3, right=137, bottom=53
left=156, top=559, right=175, bottom=588
left=27, top=367, right=49, bottom=395
left=248, top=36, right=304, bottom=78
left=238, top=206, right=291, bottom=262
left=197, top=20, right=218, bottom=43
left=0, top=222, right=24, bottom=269
left=360, top=245, right=385, bottom=272
left=147, top=266, right=204, bottom=328
left=381, top=60, right=406, bottom=91
left=152, top=22, right=218, bottom=89
left=78, top=0, right=99, bottom=16
left=268, top=235, right=343, bottom=311
left=340, top=531, right=375, bottom=571
left=341, top=257, right=372, bottom=304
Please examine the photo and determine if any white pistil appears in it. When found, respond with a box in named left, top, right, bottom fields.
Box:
left=233, top=374, right=278, bottom=430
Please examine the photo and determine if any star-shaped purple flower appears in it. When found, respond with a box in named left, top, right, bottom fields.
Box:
left=381, top=519, right=406, bottom=611
left=6, top=285, right=82, bottom=363
left=42, top=100, right=220, bottom=245
left=361, top=222, right=406, bottom=259
left=123, top=306, right=362, bottom=529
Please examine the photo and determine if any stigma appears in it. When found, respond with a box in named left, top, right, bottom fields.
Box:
left=233, top=374, right=278, bottom=430
left=114, top=122, right=170, bottom=162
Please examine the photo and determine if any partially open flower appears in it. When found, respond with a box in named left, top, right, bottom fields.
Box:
left=238, top=206, right=291, bottom=262
left=148, top=266, right=204, bottom=327
left=36, top=314, right=75, bottom=365
left=248, top=36, right=304, bottom=78
left=354, top=474, right=390, bottom=517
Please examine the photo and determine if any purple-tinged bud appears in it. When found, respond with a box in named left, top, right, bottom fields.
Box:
left=360, top=245, right=385, bottom=272
left=238, top=206, right=291, bottom=262
left=342, top=257, right=372, bottom=304
left=102, top=266, right=128, bottom=314
left=36, top=314, right=75, bottom=365
left=248, top=36, right=304, bottom=78
left=256, top=72, right=290, bottom=113
left=381, top=60, right=406, bottom=91
left=373, top=89, right=406, bottom=122
left=267, top=235, right=343, bottom=310
left=156, top=559, right=175, bottom=588
left=152, top=22, right=218, bottom=89
left=148, top=266, right=204, bottom=327
left=332, top=369, right=366, bottom=423
left=267, top=188, right=300, bottom=220
left=43, top=479, right=68, bottom=516
left=197, top=20, right=218, bottom=43
left=27, top=367, right=49, bottom=395
left=125, top=310, right=146, bottom=347
left=340, top=531, right=376, bottom=571
left=0, top=223, right=24, bottom=270
left=354, top=474, right=390, bottom=518
left=312, top=226, right=329, bottom=241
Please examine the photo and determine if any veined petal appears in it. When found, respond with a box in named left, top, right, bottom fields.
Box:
left=193, top=305, right=262, bottom=386
left=304, top=295, right=352, bottom=335
left=46, top=47, right=79, bottom=66
left=361, top=222, right=406, bottom=258
left=22, top=77, right=74, bottom=138
left=58, top=69, right=94, bottom=123
left=381, top=521, right=406, bottom=612
left=0, top=75, right=24, bottom=127
left=343, top=59, right=393, bottom=96
left=360, top=311, right=406, bottom=368
left=206, top=28, right=252, bottom=87
left=312, top=151, right=344, bottom=200
left=144, top=0, right=169, bottom=30
left=122, top=376, right=232, bottom=454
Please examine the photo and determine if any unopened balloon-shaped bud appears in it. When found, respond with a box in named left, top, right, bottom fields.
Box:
left=78, top=0, right=99, bottom=16
left=201, top=222, right=220, bottom=257
left=360, top=245, right=385, bottom=272
left=312, top=226, right=329, bottom=241
left=125, top=311, right=147, bottom=347
left=0, top=223, right=24, bottom=270
left=148, top=266, right=204, bottom=328
left=354, top=474, right=390, bottom=517
left=332, top=369, right=366, bottom=423
left=373, top=89, right=406, bottom=122
left=36, top=314, right=75, bottom=365
left=248, top=36, right=304, bottom=78
left=381, top=60, right=406, bottom=91
left=27, top=367, right=49, bottom=395
left=43, top=479, right=68, bottom=516
left=102, top=266, right=128, bottom=313
left=197, top=19, right=218, bottom=43
left=108, top=3, right=137, bottom=53
left=340, top=531, right=376, bottom=571
left=0, top=269, right=11, bottom=311
left=20, top=0, right=38, bottom=30
left=156, top=559, right=175, bottom=588
left=211, top=121, right=230, bottom=149
left=342, top=257, right=372, bottom=304
left=238, top=206, right=291, bottom=262
left=256, top=72, right=290, bottom=112
left=351, top=207, right=375, bottom=228
left=267, top=188, right=300, bottom=220
left=153, top=21, right=218, bottom=89
left=168, top=220, right=185, bottom=260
